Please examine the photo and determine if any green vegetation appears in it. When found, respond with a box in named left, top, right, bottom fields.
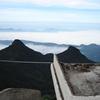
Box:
left=42, top=95, right=56, bottom=100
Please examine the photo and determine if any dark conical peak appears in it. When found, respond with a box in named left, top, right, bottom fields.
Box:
left=57, top=45, right=94, bottom=63
left=11, top=39, right=25, bottom=47
left=67, top=46, right=80, bottom=52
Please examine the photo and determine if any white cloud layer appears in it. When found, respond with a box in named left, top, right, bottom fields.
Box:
left=1, top=0, right=100, bottom=9
left=0, top=30, right=100, bottom=45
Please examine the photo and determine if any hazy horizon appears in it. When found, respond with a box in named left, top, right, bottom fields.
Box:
left=0, top=0, right=100, bottom=44
left=0, top=31, right=100, bottom=45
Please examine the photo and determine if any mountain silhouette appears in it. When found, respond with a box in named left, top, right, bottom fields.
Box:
left=0, top=39, right=54, bottom=96
left=80, top=44, right=100, bottom=62
left=57, top=46, right=94, bottom=63
left=0, top=39, right=53, bottom=62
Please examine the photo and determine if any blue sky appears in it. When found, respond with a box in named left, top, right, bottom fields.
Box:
left=0, top=0, right=100, bottom=44
left=0, top=0, right=100, bottom=22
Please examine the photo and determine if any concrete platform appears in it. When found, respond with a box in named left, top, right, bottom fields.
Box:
left=0, top=88, right=41, bottom=100
left=51, top=55, right=100, bottom=100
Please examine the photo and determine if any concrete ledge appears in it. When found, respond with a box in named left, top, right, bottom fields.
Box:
left=0, top=88, right=41, bottom=100
left=51, top=63, right=62, bottom=100
left=52, top=54, right=100, bottom=100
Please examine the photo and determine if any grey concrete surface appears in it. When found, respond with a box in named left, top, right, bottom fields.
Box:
left=52, top=54, right=100, bottom=100
left=0, top=88, right=41, bottom=100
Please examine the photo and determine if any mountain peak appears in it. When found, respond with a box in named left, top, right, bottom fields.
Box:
left=67, top=46, right=81, bottom=54
left=68, top=46, right=79, bottom=52
left=11, top=39, right=25, bottom=47
left=57, top=46, right=93, bottom=63
left=0, top=39, right=53, bottom=62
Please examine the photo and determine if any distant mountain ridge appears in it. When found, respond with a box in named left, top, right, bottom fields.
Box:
left=0, top=40, right=69, bottom=47
left=80, top=44, right=100, bottom=62
left=0, top=40, right=99, bottom=62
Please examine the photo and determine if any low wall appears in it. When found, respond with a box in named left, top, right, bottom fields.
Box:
left=51, top=63, right=62, bottom=100
left=53, top=55, right=72, bottom=100
left=52, top=54, right=100, bottom=100
left=0, top=88, right=41, bottom=100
